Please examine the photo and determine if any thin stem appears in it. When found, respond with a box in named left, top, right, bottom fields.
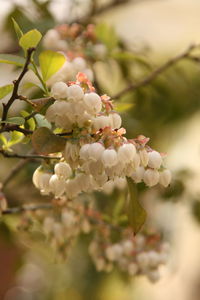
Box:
left=31, top=60, right=49, bottom=95
left=113, top=44, right=200, bottom=99
left=0, top=149, right=61, bottom=160
left=1, top=47, right=35, bottom=123
left=2, top=203, right=53, bottom=215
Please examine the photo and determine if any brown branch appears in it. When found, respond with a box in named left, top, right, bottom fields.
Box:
left=113, top=44, right=200, bottom=99
left=0, top=149, right=61, bottom=160
left=1, top=48, right=35, bottom=123
left=2, top=203, right=53, bottom=215
left=0, top=124, right=33, bottom=135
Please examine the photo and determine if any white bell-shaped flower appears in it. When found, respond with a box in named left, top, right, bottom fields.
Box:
left=72, top=57, right=87, bottom=71
left=49, top=174, right=65, bottom=198
left=159, top=169, right=171, bottom=187
left=83, top=92, right=102, bottom=114
left=88, top=142, right=105, bottom=161
left=101, top=149, right=118, bottom=167
left=109, top=113, right=122, bottom=129
left=67, top=84, right=84, bottom=102
left=148, top=151, right=162, bottom=169
left=92, top=115, right=110, bottom=131
left=54, top=162, right=72, bottom=179
left=51, top=81, right=68, bottom=99
left=143, top=169, right=159, bottom=187
left=139, top=148, right=149, bottom=167
left=131, top=166, right=145, bottom=183
left=79, top=144, right=90, bottom=160
left=118, top=143, right=136, bottom=163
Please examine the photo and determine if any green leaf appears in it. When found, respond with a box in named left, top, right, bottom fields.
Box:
left=39, top=50, right=66, bottom=81
left=32, top=127, right=66, bottom=155
left=115, top=102, right=134, bottom=112
left=0, top=85, right=13, bottom=100
left=34, top=114, right=51, bottom=129
left=95, top=23, right=118, bottom=51
left=7, top=131, right=24, bottom=147
left=127, top=177, right=147, bottom=235
left=19, top=29, right=42, bottom=51
left=12, top=18, right=23, bottom=40
left=0, top=134, right=8, bottom=147
left=2, top=117, right=25, bottom=126
left=0, top=54, right=25, bottom=67
left=20, top=110, right=36, bottom=131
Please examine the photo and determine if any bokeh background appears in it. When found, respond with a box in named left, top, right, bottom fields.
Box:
left=1, top=0, right=200, bottom=299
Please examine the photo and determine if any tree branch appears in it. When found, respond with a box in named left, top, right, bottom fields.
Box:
left=1, top=48, right=35, bottom=123
left=113, top=44, right=200, bottom=99
left=0, top=149, right=61, bottom=160
left=2, top=203, right=53, bottom=215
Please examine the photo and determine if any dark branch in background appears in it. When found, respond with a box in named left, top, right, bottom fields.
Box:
left=113, top=44, right=200, bottom=99
left=2, top=203, right=53, bottom=215
left=0, top=124, right=33, bottom=135
left=1, top=47, right=35, bottom=123
left=0, top=149, right=61, bottom=160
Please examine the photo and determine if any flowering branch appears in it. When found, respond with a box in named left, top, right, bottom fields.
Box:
left=113, top=44, right=200, bottom=99
left=1, top=47, right=35, bottom=123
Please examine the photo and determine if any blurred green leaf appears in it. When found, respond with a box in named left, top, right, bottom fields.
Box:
left=12, top=18, right=23, bottom=40
left=95, top=23, right=118, bottom=51
left=0, top=54, right=25, bottom=67
left=0, top=84, right=13, bottom=100
left=19, top=29, right=42, bottom=51
left=32, top=127, right=66, bottom=154
left=7, top=131, right=24, bottom=147
left=39, top=50, right=66, bottom=81
left=1, top=117, right=25, bottom=126
left=127, top=177, right=147, bottom=235
left=115, top=102, right=134, bottom=112
left=34, top=113, right=51, bottom=129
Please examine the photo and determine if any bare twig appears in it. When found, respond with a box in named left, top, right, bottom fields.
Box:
left=0, top=149, right=61, bottom=160
left=0, top=124, right=33, bottom=135
left=1, top=48, right=35, bottom=123
left=2, top=203, right=53, bottom=215
left=113, top=44, right=200, bottom=99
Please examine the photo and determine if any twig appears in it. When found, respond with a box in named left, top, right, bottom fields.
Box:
left=0, top=149, right=61, bottom=160
left=113, top=44, right=200, bottom=99
left=1, top=48, right=35, bottom=123
left=0, top=124, right=33, bottom=135
left=2, top=203, right=53, bottom=215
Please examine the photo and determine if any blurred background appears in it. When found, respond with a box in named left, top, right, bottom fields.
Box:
left=1, top=0, right=200, bottom=299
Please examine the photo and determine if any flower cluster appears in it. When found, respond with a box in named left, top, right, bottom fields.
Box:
left=89, top=231, right=170, bottom=282
left=33, top=73, right=171, bottom=199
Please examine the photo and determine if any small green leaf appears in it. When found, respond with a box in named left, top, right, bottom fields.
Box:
left=0, top=54, right=25, bottom=67
left=19, top=29, right=42, bottom=51
left=127, top=177, right=147, bottom=235
left=3, top=117, right=25, bottom=126
left=7, top=131, right=24, bottom=147
left=115, top=102, right=134, bottom=112
left=34, top=114, right=51, bottom=129
left=0, top=85, right=13, bottom=100
left=20, top=110, right=35, bottom=131
left=32, top=127, right=66, bottom=155
left=39, top=50, right=66, bottom=81
left=12, top=18, right=23, bottom=40
left=0, top=134, right=8, bottom=147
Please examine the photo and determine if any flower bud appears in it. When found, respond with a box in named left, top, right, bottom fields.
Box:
left=83, top=92, right=102, bottom=114
left=131, top=166, right=145, bottom=183
left=73, top=57, right=87, bottom=71
left=54, top=162, right=72, bottom=179
left=118, top=143, right=136, bottom=163
left=143, top=169, right=159, bottom=187
left=51, top=82, right=68, bottom=99
left=88, top=142, right=105, bottom=161
left=49, top=174, right=66, bottom=198
left=101, top=149, right=118, bottom=167
left=67, top=84, right=84, bottom=102
left=159, top=169, right=171, bottom=187
left=148, top=151, right=162, bottom=169
left=109, top=113, right=122, bottom=129
left=139, top=148, right=149, bottom=167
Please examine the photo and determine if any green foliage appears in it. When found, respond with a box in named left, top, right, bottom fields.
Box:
left=34, top=113, right=51, bottom=129
left=127, top=177, right=147, bottom=235
left=1, top=117, right=25, bottom=126
left=0, top=54, right=25, bottom=67
left=20, top=110, right=36, bottom=131
left=32, top=127, right=66, bottom=155
left=95, top=23, right=118, bottom=51
left=19, top=29, right=42, bottom=51
left=39, top=50, right=66, bottom=81
left=12, top=18, right=23, bottom=40
left=0, top=85, right=13, bottom=100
